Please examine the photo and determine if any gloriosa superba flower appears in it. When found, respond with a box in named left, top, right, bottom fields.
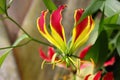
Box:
left=37, top=5, right=94, bottom=55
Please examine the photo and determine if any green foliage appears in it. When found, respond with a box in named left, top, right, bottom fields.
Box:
left=104, top=13, right=120, bottom=30
left=116, top=34, right=120, bottom=56
left=85, top=31, right=108, bottom=71
left=43, top=0, right=57, bottom=13
left=103, top=0, right=120, bottom=17
left=0, top=34, right=29, bottom=67
left=0, top=0, right=7, bottom=14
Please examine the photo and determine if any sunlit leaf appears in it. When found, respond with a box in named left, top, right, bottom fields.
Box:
left=116, top=34, right=120, bottom=56
left=84, top=31, right=108, bottom=71
left=0, top=34, right=29, bottom=67
left=104, top=14, right=120, bottom=30
left=0, top=50, right=9, bottom=67
left=43, top=0, right=57, bottom=13
left=101, top=0, right=120, bottom=17
left=104, top=14, right=119, bottom=24
left=0, top=0, right=7, bottom=14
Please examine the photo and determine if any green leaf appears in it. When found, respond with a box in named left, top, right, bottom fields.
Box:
left=85, top=31, right=108, bottom=71
left=104, top=24, right=120, bottom=30
left=104, top=14, right=119, bottom=24
left=0, top=34, right=29, bottom=67
left=43, top=0, right=57, bottom=13
left=78, top=0, right=105, bottom=24
left=116, top=34, right=120, bottom=56
left=103, top=14, right=120, bottom=30
left=102, top=0, right=120, bottom=17
left=0, top=50, right=9, bottom=67
left=0, top=0, right=7, bottom=14
left=98, top=5, right=105, bottom=33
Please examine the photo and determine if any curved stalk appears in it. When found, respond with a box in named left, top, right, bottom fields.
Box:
left=0, top=40, right=31, bottom=50
left=6, top=15, right=51, bottom=46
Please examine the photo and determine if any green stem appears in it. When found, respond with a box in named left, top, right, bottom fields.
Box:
left=7, top=15, right=31, bottom=38
left=73, top=74, right=76, bottom=80
left=31, top=38, right=51, bottom=46
left=0, top=40, right=31, bottom=50
left=6, top=15, right=51, bottom=46
left=68, top=57, right=77, bottom=70
left=71, top=54, right=80, bottom=59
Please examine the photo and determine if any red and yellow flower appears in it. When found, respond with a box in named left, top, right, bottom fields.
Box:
left=37, top=5, right=94, bottom=54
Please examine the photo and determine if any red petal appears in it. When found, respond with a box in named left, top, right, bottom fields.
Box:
left=74, top=9, right=89, bottom=41
left=93, top=71, right=102, bottom=80
left=102, top=72, right=114, bottom=80
left=79, top=45, right=91, bottom=59
left=104, top=57, right=115, bottom=67
left=39, top=48, right=48, bottom=60
left=50, top=5, right=66, bottom=40
left=48, top=47, right=55, bottom=59
left=38, top=10, right=47, bottom=33
left=84, top=74, right=91, bottom=80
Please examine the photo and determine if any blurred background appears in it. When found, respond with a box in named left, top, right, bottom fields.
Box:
left=0, top=0, right=91, bottom=80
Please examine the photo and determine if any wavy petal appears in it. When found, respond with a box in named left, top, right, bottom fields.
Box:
left=70, top=9, right=95, bottom=52
left=37, top=10, right=63, bottom=51
left=50, top=5, right=67, bottom=51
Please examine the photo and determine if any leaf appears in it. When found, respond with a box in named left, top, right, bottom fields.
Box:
left=84, top=31, right=108, bottom=71
left=0, top=34, right=29, bottom=67
left=98, top=5, right=105, bottom=33
left=103, top=14, right=120, bottom=30
left=101, top=0, right=120, bottom=17
left=43, top=0, right=57, bottom=13
left=104, top=14, right=119, bottom=24
left=104, top=24, right=120, bottom=30
left=116, top=34, right=120, bottom=56
left=7, top=0, right=13, bottom=8
left=78, top=0, right=105, bottom=24
left=0, top=50, right=9, bottom=67
left=0, top=0, right=7, bottom=14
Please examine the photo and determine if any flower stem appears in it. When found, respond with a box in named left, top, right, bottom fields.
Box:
left=7, top=15, right=31, bottom=38
left=73, top=74, right=76, bottom=80
left=0, top=40, right=31, bottom=50
left=6, top=15, right=51, bottom=46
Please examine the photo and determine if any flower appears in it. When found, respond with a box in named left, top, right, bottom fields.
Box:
left=84, top=72, right=114, bottom=80
left=39, top=47, right=55, bottom=62
left=84, top=71, right=102, bottom=80
left=37, top=5, right=94, bottom=54
left=78, top=46, right=115, bottom=80
left=104, top=57, right=115, bottom=67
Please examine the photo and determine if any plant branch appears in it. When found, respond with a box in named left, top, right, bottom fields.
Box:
left=0, top=40, right=31, bottom=50
left=6, top=15, right=51, bottom=46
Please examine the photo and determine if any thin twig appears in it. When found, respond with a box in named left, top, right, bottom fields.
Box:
left=6, top=15, right=51, bottom=46
left=0, top=40, right=31, bottom=50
